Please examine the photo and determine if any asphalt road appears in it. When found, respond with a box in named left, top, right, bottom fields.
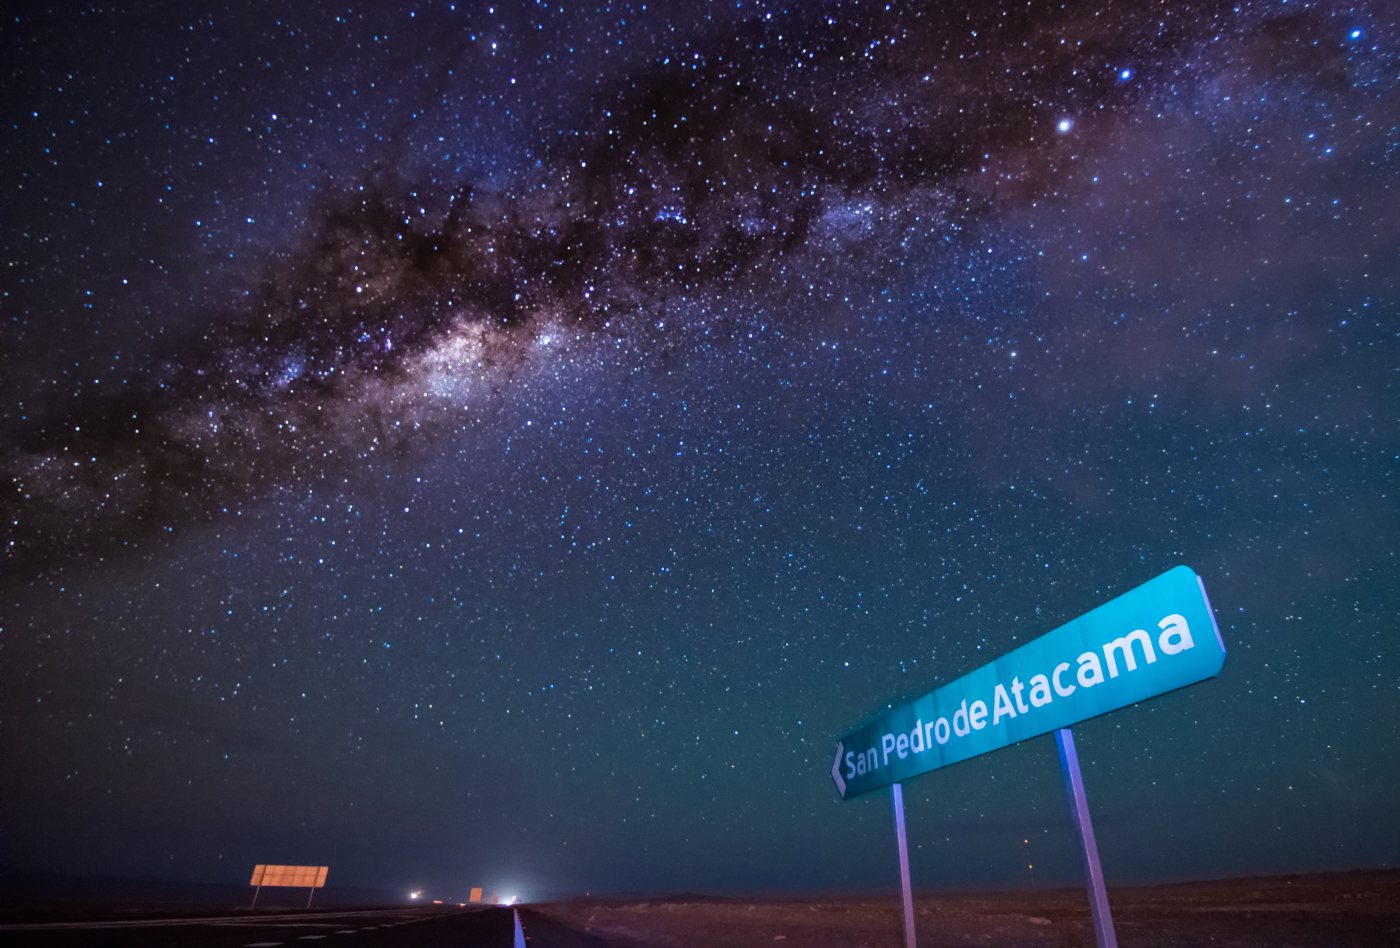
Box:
left=0, top=906, right=520, bottom=948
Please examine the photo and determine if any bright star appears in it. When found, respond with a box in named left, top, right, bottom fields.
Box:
left=1056, top=118, right=1073, bottom=133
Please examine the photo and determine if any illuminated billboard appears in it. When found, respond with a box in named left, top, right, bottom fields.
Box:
left=249, top=864, right=329, bottom=888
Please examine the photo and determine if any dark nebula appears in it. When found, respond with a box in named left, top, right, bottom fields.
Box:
left=7, top=1, right=1337, bottom=563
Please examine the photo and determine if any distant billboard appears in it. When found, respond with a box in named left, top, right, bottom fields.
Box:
left=469, top=887, right=484, bottom=903
left=250, top=865, right=329, bottom=888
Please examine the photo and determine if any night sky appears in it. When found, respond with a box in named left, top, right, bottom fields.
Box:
left=2, top=0, right=1397, bottom=901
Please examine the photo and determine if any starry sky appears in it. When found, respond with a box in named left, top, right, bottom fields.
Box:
left=2, top=0, right=1397, bottom=901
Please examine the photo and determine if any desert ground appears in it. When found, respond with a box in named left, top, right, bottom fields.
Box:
left=519, top=869, right=1400, bottom=947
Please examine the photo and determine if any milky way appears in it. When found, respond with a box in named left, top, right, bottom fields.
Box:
left=2, top=0, right=1397, bottom=897
left=8, top=1, right=1353, bottom=563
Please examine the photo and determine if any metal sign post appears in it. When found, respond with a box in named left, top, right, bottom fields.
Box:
left=890, top=783, right=917, bottom=948
left=1055, top=728, right=1118, bottom=948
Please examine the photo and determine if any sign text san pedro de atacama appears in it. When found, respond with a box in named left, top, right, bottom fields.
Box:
left=832, top=565, right=1224, bottom=799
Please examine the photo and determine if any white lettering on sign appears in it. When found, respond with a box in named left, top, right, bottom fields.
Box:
left=846, top=613, right=1195, bottom=782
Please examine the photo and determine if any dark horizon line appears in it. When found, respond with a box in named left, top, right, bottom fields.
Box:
left=3, top=861, right=1395, bottom=902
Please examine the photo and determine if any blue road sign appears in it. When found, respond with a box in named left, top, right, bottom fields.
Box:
left=832, top=566, right=1224, bottom=799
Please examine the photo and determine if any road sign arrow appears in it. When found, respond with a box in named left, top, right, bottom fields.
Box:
left=831, top=741, right=847, bottom=798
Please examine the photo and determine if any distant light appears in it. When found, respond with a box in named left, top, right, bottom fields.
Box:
left=499, top=894, right=517, bottom=906
left=1056, top=118, right=1073, bottom=134
left=410, top=890, right=422, bottom=900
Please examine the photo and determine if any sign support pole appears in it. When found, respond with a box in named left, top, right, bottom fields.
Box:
left=890, top=782, right=917, bottom=948
left=1054, top=728, right=1117, bottom=948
